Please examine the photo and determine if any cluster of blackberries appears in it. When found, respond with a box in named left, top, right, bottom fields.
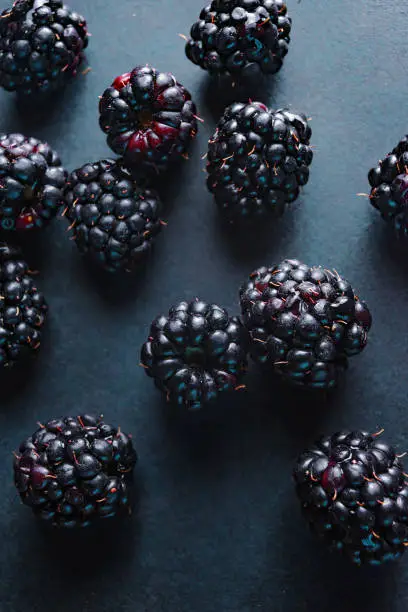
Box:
left=140, top=259, right=371, bottom=409
left=0, top=0, right=88, bottom=95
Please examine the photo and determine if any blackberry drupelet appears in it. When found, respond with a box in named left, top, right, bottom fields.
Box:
left=185, top=0, right=291, bottom=78
left=0, top=242, right=47, bottom=366
left=99, top=66, right=198, bottom=174
left=0, top=0, right=88, bottom=95
left=240, top=259, right=371, bottom=389
left=0, top=133, right=67, bottom=231
left=368, top=135, right=408, bottom=237
left=294, top=430, right=408, bottom=565
left=207, top=102, right=313, bottom=220
left=64, top=159, right=163, bottom=272
left=141, top=298, right=249, bottom=410
left=14, top=415, right=137, bottom=527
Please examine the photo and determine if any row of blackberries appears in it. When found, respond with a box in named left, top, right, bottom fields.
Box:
left=13, top=414, right=408, bottom=567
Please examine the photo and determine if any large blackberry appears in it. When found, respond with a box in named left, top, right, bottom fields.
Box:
left=294, top=430, right=408, bottom=565
left=185, top=0, right=291, bottom=78
left=0, top=133, right=67, bottom=231
left=141, top=298, right=249, bottom=410
left=99, top=66, right=198, bottom=174
left=14, top=414, right=137, bottom=528
left=207, top=102, right=313, bottom=220
left=64, top=159, right=163, bottom=272
left=240, top=259, right=371, bottom=389
left=0, top=242, right=47, bottom=366
left=368, top=135, right=408, bottom=237
left=0, top=0, right=88, bottom=95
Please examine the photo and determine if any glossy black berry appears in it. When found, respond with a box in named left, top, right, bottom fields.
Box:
left=0, top=133, right=66, bottom=231
left=99, top=66, right=198, bottom=174
left=240, top=259, right=371, bottom=389
left=64, top=159, right=163, bottom=272
left=294, top=431, right=408, bottom=565
left=207, top=102, right=313, bottom=220
left=140, top=299, right=249, bottom=410
left=0, top=242, right=47, bottom=366
left=368, top=136, right=408, bottom=237
left=186, top=0, right=291, bottom=78
left=0, top=0, right=88, bottom=95
left=14, top=415, right=137, bottom=527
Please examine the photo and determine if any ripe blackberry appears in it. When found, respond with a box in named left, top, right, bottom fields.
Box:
left=240, top=259, right=371, bottom=389
left=368, top=135, right=408, bottom=237
left=99, top=65, right=198, bottom=174
left=14, top=414, right=137, bottom=528
left=141, top=298, right=249, bottom=410
left=0, top=133, right=67, bottom=231
left=0, top=0, right=88, bottom=95
left=64, top=159, right=163, bottom=272
left=185, top=0, right=291, bottom=78
left=294, top=430, right=408, bottom=565
left=0, top=242, right=47, bottom=367
left=206, top=102, right=313, bottom=220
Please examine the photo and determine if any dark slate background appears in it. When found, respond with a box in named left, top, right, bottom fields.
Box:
left=1, top=0, right=408, bottom=610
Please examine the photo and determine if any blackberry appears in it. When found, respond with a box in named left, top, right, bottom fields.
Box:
left=64, top=159, right=163, bottom=272
left=0, top=242, right=47, bottom=367
left=0, top=133, right=67, bottom=231
left=0, top=0, right=88, bottom=95
left=14, top=414, right=137, bottom=527
left=141, top=298, right=248, bottom=410
left=368, top=135, right=408, bottom=237
left=206, top=102, right=313, bottom=220
left=185, top=0, right=291, bottom=78
left=240, top=259, right=371, bottom=389
left=294, top=430, right=408, bottom=565
left=99, top=65, right=198, bottom=174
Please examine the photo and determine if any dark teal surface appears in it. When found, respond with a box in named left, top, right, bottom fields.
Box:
left=1, top=1, right=408, bottom=610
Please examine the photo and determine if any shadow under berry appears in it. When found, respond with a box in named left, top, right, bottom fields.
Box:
left=0, top=226, right=54, bottom=272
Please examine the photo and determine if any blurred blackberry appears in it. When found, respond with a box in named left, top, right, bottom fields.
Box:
left=207, top=102, right=313, bottom=220
left=294, top=430, right=408, bottom=565
left=14, top=414, right=137, bottom=528
left=0, top=133, right=67, bottom=231
left=240, top=259, right=371, bottom=389
left=64, top=159, right=163, bottom=272
left=141, top=298, right=248, bottom=410
left=0, top=0, right=88, bottom=95
left=99, top=65, right=198, bottom=174
left=0, top=242, right=47, bottom=367
left=368, top=135, right=408, bottom=238
left=185, top=0, right=291, bottom=78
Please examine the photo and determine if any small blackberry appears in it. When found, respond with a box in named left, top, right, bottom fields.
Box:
left=99, top=65, right=198, bottom=174
left=207, top=102, right=313, bottom=220
left=294, top=430, right=408, bottom=565
left=141, top=298, right=249, bottom=410
left=240, top=259, right=371, bottom=389
left=64, top=159, right=163, bottom=272
left=185, top=0, right=291, bottom=78
left=0, top=0, right=88, bottom=95
left=368, top=135, right=408, bottom=237
left=14, top=414, right=137, bottom=527
left=0, top=242, right=47, bottom=367
left=0, top=133, right=67, bottom=231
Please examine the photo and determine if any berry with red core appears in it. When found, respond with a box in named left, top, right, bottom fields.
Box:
left=99, top=65, right=198, bottom=174
left=321, top=462, right=346, bottom=494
